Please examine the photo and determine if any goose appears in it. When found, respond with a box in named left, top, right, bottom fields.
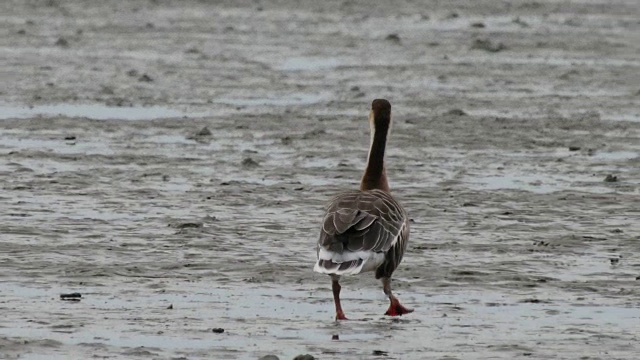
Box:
left=313, top=99, right=413, bottom=320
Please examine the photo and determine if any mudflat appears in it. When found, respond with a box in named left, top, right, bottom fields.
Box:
left=1, top=0, right=639, bottom=359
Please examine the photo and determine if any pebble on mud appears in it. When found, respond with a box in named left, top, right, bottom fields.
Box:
left=471, top=38, right=506, bottom=52
left=258, top=356, right=280, bottom=360
left=172, top=222, right=203, bottom=229
left=604, top=174, right=618, bottom=182
left=242, top=157, right=260, bottom=168
left=55, top=37, right=69, bottom=47
left=211, top=328, right=225, bottom=333
left=64, top=135, right=76, bottom=140
left=446, top=108, right=467, bottom=116
left=60, top=293, right=82, bottom=301
left=513, top=17, right=529, bottom=27
left=167, top=304, right=173, bottom=309
left=385, top=33, right=401, bottom=44
left=293, top=355, right=315, bottom=360
left=196, top=127, right=212, bottom=136
left=373, top=350, right=389, bottom=356
left=568, top=146, right=581, bottom=151
left=471, top=22, right=485, bottom=28
left=138, top=74, right=153, bottom=82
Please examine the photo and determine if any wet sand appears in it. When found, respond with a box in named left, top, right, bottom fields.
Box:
left=1, top=0, right=640, bottom=359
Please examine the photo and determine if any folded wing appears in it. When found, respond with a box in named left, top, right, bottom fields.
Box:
left=314, top=189, right=407, bottom=275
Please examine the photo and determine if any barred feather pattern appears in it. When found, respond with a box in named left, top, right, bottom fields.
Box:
left=314, top=189, right=410, bottom=277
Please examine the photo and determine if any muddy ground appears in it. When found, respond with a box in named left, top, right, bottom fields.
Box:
left=1, top=0, right=640, bottom=359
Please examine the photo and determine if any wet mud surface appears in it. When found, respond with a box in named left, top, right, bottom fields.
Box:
left=1, top=0, right=640, bottom=359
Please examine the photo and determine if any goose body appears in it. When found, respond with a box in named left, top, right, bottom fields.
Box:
left=313, top=99, right=413, bottom=320
left=314, top=189, right=409, bottom=276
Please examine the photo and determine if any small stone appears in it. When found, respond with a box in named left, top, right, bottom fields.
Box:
left=55, top=37, right=69, bottom=47
left=175, top=222, right=202, bottom=229
left=604, top=174, right=618, bottom=182
left=568, top=146, right=581, bottom=151
left=513, top=17, right=529, bottom=27
left=211, top=328, right=224, bottom=333
left=100, top=85, right=115, bottom=95
left=242, top=157, right=260, bottom=168
left=167, top=304, right=173, bottom=309
left=138, top=74, right=153, bottom=82
left=471, top=22, right=485, bottom=28
left=60, top=292, right=82, bottom=301
left=373, top=350, right=389, bottom=356
left=293, top=355, right=315, bottom=360
left=258, top=356, right=280, bottom=360
left=385, top=34, right=401, bottom=44
left=64, top=135, right=76, bottom=141
left=196, top=127, right=212, bottom=136
left=471, top=38, right=506, bottom=52
left=446, top=108, right=467, bottom=116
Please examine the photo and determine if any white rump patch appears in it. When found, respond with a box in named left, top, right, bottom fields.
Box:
left=315, top=248, right=385, bottom=275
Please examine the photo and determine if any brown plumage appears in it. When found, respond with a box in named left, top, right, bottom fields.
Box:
left=314, top=99, right=413, bottom=320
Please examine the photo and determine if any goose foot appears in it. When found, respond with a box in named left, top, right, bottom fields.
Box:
left=335, top=311, right=348, bottom=321
left=384, top=299, right=414, bottom=317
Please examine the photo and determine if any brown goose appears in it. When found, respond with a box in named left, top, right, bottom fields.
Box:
left=313, top=99, right=413, bottom=320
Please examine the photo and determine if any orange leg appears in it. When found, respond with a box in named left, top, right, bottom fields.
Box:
left=331, top=275, right=348, bottom=320
left=382, top=277, right=413, bottom=316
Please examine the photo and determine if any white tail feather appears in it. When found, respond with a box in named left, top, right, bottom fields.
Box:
left=314, top=249, right=385, bottom=275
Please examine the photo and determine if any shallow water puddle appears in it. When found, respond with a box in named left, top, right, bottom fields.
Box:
left=1, top=281, right=639, bottom=358
left=214, top=92, right=330, bottom=107
left=278, top=57, right=342, bottom=71
left=0, top=137, right=117, bottom=156
left=591, top=150, right=638, bottom=161
left=0, top=104, right=209, bottom=120
left=467, top=172, right=620, bottom=194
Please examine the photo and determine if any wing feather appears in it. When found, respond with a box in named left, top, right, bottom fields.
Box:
left=318, top=189, right=407, bottom=254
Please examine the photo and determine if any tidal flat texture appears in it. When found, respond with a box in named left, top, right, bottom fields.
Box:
left=1, top=0, right=640, bottom=359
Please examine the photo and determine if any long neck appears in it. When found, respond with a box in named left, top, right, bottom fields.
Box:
left=360, top=121, right=390, bottom=192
